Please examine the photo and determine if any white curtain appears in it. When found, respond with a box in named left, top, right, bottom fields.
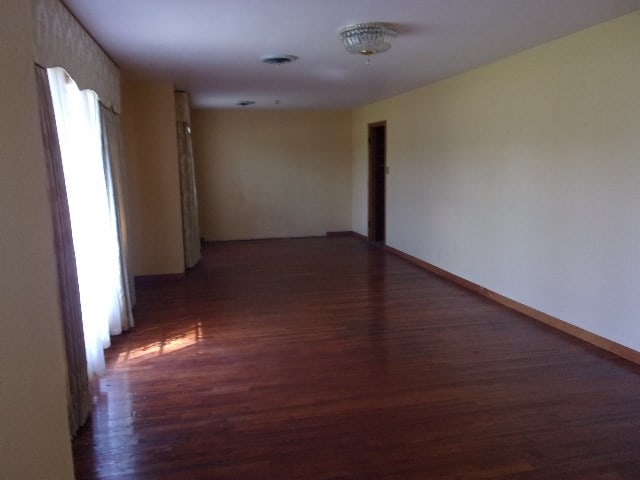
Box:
left=47, top=67, right=127, bottom=377
left=35, top=64, right=91, bottom=434
left=100, top=105, right=135, bottom=329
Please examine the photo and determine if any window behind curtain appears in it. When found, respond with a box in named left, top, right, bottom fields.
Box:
left=47, top=67, right=126, bottom=377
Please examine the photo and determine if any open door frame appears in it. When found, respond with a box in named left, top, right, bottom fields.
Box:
left=368, top=121, right=386, bottom=243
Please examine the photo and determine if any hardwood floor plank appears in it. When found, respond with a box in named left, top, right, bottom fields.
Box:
left=73, top=237, right=640, bottom=479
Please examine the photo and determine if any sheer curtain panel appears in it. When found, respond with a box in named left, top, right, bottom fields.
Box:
left=47, top=67, right=128, bottom=377
left=34, top=65, right=90, bottom=434
left=100, top=104, right=135, bottom=328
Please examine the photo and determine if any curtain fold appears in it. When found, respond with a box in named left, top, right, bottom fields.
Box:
left=47, top=66, right=132, bottom=380
left=34, top=64, right=90, bottom=435
left=100, top=104, right=135, bottom=326
left=175, top=92, right=201, bottom=269
left=48, top=67, right=110, bottom=376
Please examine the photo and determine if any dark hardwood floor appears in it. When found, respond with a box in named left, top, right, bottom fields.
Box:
left=73, top=236, right=640, bottom=479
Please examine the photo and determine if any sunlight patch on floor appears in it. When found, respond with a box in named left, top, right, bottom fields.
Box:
left=115, top=322, right=204, bottom=364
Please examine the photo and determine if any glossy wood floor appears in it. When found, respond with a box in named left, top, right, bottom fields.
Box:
left=73, top=237, right=640, bottom=479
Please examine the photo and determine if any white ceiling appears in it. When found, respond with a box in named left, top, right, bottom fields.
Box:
left=62, top=0, right=639, bottom=110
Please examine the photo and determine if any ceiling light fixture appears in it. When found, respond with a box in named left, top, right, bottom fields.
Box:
left=235, top=100, right=255, bottom=107
left=339, top=22, right=399, bottom=60
left=261, top=54, right=298, bottom=66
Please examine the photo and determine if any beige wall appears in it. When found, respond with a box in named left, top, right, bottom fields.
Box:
left=353, top=12, right=640, bottom=352
left=0, top=0, right=75, bottom=478
left=121, top=76, right=184, bottom=275
left=192, top=110, right=352, bottom=240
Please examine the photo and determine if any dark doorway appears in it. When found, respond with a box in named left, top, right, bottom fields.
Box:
left=368, top=121, right=386, bottom=243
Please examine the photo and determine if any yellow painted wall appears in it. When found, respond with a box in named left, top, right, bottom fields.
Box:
left=352, top=12, right=640, bottom=351
left=192, top=110, right=352, bottom=240
left=0, top=0, right=75, bottom=477
left=121, top=77, right=184, bottom=275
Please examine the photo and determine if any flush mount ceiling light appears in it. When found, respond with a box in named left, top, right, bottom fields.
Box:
left=338, top=22, right=399, bottom=57
left=235, top=100, right=256, bottom=107
left=261, top=54, right=298, bottom=66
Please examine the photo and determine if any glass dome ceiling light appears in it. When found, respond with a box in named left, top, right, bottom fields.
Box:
left=338, top=22, right=399, bottom=57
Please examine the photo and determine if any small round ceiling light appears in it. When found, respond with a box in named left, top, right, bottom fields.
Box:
left=261, top=54, right=299, bottom=66
left=235, top=100, right=256, bottom=107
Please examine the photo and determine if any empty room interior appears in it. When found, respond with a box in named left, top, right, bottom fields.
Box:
left=2, top=1, right=640, bottom=478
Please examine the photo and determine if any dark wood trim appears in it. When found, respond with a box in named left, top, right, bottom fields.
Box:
left=326, top=231, right=355, bottom=237
left=349, top=231, right=368, bottom=241
left=204, top=235, right=326, bottom=245
left=380, top=243, right=640, bottom=365
left=135, top=273, right=186, bottom=285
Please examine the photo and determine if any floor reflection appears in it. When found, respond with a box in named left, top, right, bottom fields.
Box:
left=92, top=373, right=136, bottom=477
left=114, top=321, right=204, bottom=365
left=367, top=250, right=389, bottom=367
left=89, top=321, right=205, bottom=476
